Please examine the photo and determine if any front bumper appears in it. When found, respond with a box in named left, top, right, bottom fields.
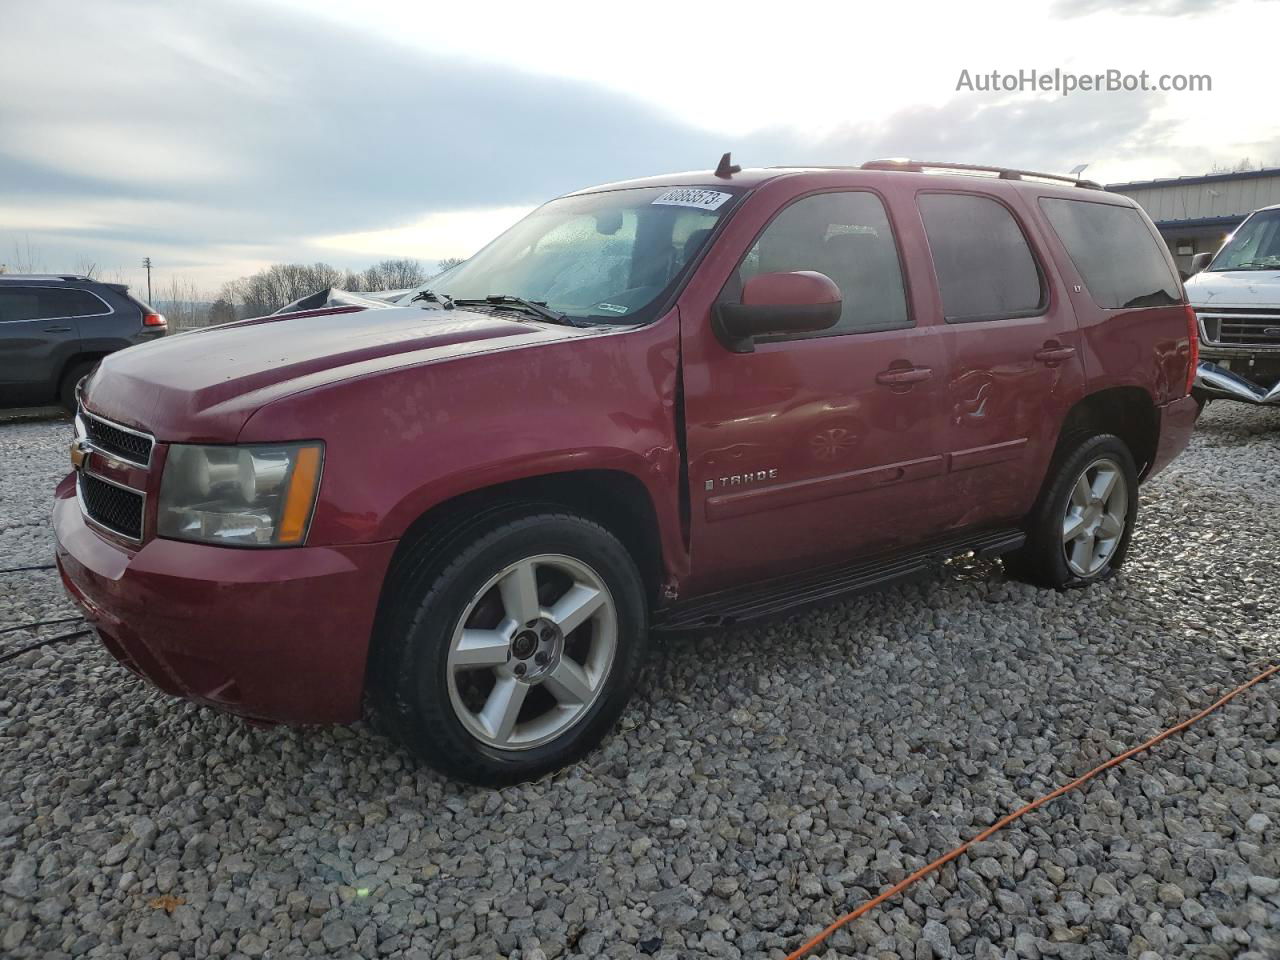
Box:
left=52, top=474, right=397, bottom=724
left=1194, top=361, right=1280, bottom=405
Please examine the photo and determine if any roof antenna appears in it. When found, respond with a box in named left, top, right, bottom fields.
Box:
left=714, top=152, right=741, bottom=179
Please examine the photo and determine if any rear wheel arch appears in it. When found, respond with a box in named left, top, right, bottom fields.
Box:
left=57, top=353, right=110, bottom=410
left=1054, top=387, right=1158, bottom=478
left=57, top=352, right=110, bottom=387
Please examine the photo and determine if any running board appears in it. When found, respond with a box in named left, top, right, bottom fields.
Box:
left=653, top=528, right=1026, bottom=631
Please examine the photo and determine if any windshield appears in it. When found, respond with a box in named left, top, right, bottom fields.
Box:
left=404, top=185, right=741, bottom=323
left=1210, top=208, right=1280, bottom=271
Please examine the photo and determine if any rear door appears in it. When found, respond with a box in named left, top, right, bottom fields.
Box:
left=0, top=286, right=103, bottom=396
left=918, top=188, right=1087, bottom=531
left=681, top=185, right=952, bottom=592
left=1035, top=195, right=1188, bottom=406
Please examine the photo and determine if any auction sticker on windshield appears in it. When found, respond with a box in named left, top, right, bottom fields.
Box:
left=651, top=188, right=733, bottom=210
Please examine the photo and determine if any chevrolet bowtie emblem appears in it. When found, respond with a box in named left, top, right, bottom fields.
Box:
left=69, top=439, right=90, bottom=471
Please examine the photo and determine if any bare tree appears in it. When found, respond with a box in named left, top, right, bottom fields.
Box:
left=0, top=241, right=125, bottom=280
left=435, top=256, right=466, bottom=276
left=7, top=236, right=45, bottom=273
left=219, top=262, right=343, bottom=318
left=370, top=258, right=429, bottom=290
left=206, top=298, right=237, bottom=326
left=156, top=276, right=214, bottom=331
left=219, top=259, right=431, bottom=317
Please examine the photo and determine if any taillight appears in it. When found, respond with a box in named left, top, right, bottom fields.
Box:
left=1184, top=304, right=1199, bottom=395
left=143, top=312, right=167, bottom=328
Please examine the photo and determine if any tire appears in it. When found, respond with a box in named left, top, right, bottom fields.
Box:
left=1004, top=433, right=1139, bottom=590
left=58, top=359, right=97, bottom=412
left=1192, top=390, right=1211, bottom=416
left=369, top=508, right=648, bottom=785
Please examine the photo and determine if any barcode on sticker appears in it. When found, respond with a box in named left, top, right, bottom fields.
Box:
left=651, top=188, right=732, bottom=210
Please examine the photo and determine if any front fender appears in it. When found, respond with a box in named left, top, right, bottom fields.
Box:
left=238, top=314, right=688, bottom=578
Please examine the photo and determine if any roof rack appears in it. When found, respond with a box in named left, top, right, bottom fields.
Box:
left=860, top=159, right=1103, bottom=190
left=0, top=274, right=93, bottom=282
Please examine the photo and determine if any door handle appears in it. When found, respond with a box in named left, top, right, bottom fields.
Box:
left=1034, top=345, right=1076, bottom=365
left=42, top=325, right=73, bottom=333
left=876, top=366, right=933, bottom=386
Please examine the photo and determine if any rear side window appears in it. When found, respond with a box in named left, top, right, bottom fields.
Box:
left=0, top=289, right=42, bottom=322
left=0, top=287, right=109, bottom=322
left=1039, top=198, right=1181, bottom=309
left=732, top=190, right=910, bottom=337
left=919, top=193, right=1045, bottom=322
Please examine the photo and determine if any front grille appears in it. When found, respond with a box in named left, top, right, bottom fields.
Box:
left=81, top=412, right=153, bottom=465
left=1198, top=308, right=1280, bottom=348
left=80, top=473, right=144, bottom=540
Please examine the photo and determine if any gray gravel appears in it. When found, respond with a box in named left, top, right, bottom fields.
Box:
left=2, top=404, right=1278, bottom=960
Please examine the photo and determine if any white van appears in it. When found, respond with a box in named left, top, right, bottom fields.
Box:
left=1186, top=204, right=1280, bottom=407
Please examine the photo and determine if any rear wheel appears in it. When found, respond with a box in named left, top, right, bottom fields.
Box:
left=370, top=509, right=647, bottom=785
left=1004, top=434, right=1138, bottom=589
left=58, top=359, right=97, bottom=412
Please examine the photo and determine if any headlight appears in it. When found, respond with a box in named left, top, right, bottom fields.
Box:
left=158, top=442, right=324, bottom=547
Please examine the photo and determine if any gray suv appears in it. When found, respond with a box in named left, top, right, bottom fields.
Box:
left=0, top=275, right=167, bottom=410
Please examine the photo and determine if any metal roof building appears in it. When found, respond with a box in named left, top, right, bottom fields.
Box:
left=1107, top=167, right=1280, bottom=274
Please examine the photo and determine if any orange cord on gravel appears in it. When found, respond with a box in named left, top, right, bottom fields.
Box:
left=784, top=661, right=1280, bottom=960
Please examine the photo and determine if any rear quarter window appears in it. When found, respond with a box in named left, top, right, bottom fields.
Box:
left=1039, top=198, right=1181, bottom=309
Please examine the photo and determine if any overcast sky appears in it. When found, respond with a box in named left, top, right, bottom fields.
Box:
left=3, top=0, right=1278, bottom=295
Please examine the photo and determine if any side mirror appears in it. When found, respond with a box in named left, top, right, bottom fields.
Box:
left=714, top=271, right=842, bottom=353
left=1189, top=252, right=1213, bottom=275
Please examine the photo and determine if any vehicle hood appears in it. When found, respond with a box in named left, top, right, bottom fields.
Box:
left=1185, top=269, right=1280, bottom=308
left=273, top=287, right=397, bottom=314
left=83, top=305, right=585, bottom=442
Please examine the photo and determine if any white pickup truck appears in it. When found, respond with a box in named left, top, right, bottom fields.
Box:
left=1187, top=203, right=1280, bottom=407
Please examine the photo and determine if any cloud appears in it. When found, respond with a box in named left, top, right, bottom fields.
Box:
left=746, top=88, right=1177, bottom=183
left=0, top=0, right=728, bottom=281
left=0, top=0, right=1270, bottom=290
left=1050, top=0, right=1271, bottom=16
left=313, top=206, right=537, bottom=260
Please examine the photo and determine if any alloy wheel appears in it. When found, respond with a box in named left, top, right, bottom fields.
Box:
left=445, top=554, right=617, bottom=751
left=1061, top=457, right=1129, bottom=577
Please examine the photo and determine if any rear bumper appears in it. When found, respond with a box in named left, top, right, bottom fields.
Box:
left=1146, top=394, right=1199, bottom=480
left=52, top=475, right=397, bottom=724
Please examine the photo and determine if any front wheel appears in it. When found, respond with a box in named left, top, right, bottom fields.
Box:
left=1004, top=434, right=1139, bottom=589
left=370, top=510, right=647, bottom=785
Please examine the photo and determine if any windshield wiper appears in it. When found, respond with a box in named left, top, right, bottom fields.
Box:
left=410, top=289, right=454, bottom=309
left=1213, top=259, right=1280, bottom=271
left=453, top=295, right=585, bottom=327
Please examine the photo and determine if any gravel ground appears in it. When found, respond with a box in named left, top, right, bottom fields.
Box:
left=1, top=404, right=1278, bottom=960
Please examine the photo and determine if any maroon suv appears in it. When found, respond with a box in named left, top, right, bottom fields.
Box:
left=54, top=159, right=1199, bottom=784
